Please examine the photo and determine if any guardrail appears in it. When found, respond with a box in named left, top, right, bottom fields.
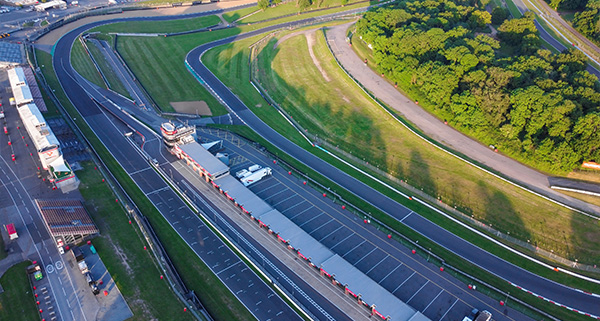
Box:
left=27, top=45, right=209, bottom=321
left=237, top=23, right=595, bottom=321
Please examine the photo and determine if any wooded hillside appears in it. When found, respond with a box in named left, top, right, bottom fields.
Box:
left=356, top=0, right=600, bottom=173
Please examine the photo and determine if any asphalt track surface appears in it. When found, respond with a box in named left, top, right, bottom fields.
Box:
left=511, top=0, right=600, bottom=79
left=85, top=25, right=532, bottom=320
left=50, top=4, right=600, bottom=320
left=51, top=13, right=323, bottom=321
left=184, top=13, right=600, bottom=319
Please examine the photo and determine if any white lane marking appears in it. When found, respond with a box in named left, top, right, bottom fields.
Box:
left=438, top=298, right=459, bottom=321
left=406, top=280, right=430, bottom=304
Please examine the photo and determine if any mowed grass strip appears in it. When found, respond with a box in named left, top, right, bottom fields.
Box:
left=78, top=160, right=195, bottom=321
left=93, top=15, right=221, bottom=34
left=116, top=34, right=226, bottom=114
left=202, top=27, right=600, bottom=289
left=259, top=30, right=600, bottom=263
left=203, top=32, right=597, bottom=321
left=37, top=49, right=254, bottom=321
left=71, top=39, right=106, bottom=89
left=236, top=0, right=369, bottom=24
left=106, top=0, right=370, bottom=115
left=0, top=262, right=38, bottom=321
left=86, top=39, right=131, bottom=99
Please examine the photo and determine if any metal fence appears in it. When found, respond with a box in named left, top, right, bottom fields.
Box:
left=27, top=45, right=209, bottom=321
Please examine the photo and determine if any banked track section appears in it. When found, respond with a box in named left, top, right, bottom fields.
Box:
left=183, top=14, right=600, bottom=320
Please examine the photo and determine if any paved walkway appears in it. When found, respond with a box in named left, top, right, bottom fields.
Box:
left=325, top=22, right=600, bottom=217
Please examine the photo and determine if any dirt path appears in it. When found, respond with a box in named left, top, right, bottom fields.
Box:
left=326, top=21, right=600, bottom=216
left=274, top=28, right=330, bottom=81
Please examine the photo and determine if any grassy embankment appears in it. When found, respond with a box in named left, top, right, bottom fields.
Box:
left=90, top=1, right=370, bottom=114
left=0, top=262, right=39, bottom=321
left=83, top=0, right=598, bottom=297
left=48, top=2, right=598, bottom=320
left=85, top=39, right=132, bottom=99
left=70, top=39, right=105, bottom=89
left=201, top=29, right=598, bottom=321
left=78, top=160, right=196, bottom=321
left=37, top=49, right=255, bottom=321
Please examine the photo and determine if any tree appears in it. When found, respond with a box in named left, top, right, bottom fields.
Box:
left=573, top=112, right=600, bottom=160
left=491, top=7, right=509, bottom=25
left=469, top=10, right=492, bottom=28
left=258, top=0, right=269, bottom=10
left=297, top=0, right=311, bottom=10
left=573, top=7, right=599, bottom=38
left=497, top=15, right=539, bottom=49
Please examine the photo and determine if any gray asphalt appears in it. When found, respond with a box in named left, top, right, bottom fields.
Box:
left=45, top=2, right=600, bottom=320
left=50, top=10, right=359, bottom=320
left=326, top=21, right=600, bottom=218
left=184, top=15, right=600, bottom=318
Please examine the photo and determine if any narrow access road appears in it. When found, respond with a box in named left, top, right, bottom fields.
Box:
left=326, top=22, right=600, bottom=217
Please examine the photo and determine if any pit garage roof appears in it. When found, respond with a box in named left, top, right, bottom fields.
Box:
left=258, top=209, right=334, bottom=265
left=217, top=175, right=272, bottom=215
left=321, top=254, right=430, bottom=321
left=35, top=199, right=99, bottom=237
left=18, top=104, right=59, bottom=152
left=0, top=43, right=23, bottom=67
left=179, top=142, right=229, bottom=178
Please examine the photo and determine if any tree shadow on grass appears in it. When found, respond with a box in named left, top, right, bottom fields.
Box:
left=255, top=34, right=389, bottom=167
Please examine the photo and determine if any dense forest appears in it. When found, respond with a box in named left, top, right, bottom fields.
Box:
left=572, top=0, right=600, bottom=45
left=355, top=0, right=600, bottom=173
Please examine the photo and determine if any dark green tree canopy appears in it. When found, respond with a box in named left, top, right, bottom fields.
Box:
left=356, top=0, right=600, bottom=172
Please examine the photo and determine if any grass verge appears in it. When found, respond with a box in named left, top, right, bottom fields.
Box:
left=0, top=261, right=38, bottom=321
left=236, top=0, right=370, bottom=24
left=37, top=49, right=255, bottom=321
left=78, top=160, right=196, bottom=320
left=208, top=27, right=600, bottom=265
left=201, top=27, right=598, bottom=321
left=93, top=14, right=222, bottom=34
left=85, top=39, right=131, bottom=99
left=70, top=38, right=106, bottom=89
left=95, top=1, right=368, bottom=115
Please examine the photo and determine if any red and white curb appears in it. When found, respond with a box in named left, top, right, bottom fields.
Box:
left=508, top=282, right=600, bottom=319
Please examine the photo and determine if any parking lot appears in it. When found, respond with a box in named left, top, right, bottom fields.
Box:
left=197, top=127, right=530, bottom=321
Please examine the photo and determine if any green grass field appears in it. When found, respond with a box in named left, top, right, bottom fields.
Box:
left=202, top=29, right=598, bottom=320
left=0, top=262, right=39, bottom=321
left=71, top=39, right=106, bottom=89
left=236, top=0, right=368, bottom=24
left=85, top=39, right=131, bottom=99
left=107, top=0, right=370, bottom=115
left=77, top=160, right=195, bottom=320
left=115, top=34, right=227, bottom=114
left=256, top=29, right=600, bottom=264
left=559, top=11, right=576, bottom=23
left=222, top=5, right=259, bottom=23
left=93, top=15, right=222, bottom=34
left=37, top=49, right=255, bottom=321
left=41, top=3, right=600, bottom=320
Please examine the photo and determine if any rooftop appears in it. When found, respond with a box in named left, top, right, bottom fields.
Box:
left=178, top=142, right=229, bottom=178
left=36, top=199, right=98, bottom=237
